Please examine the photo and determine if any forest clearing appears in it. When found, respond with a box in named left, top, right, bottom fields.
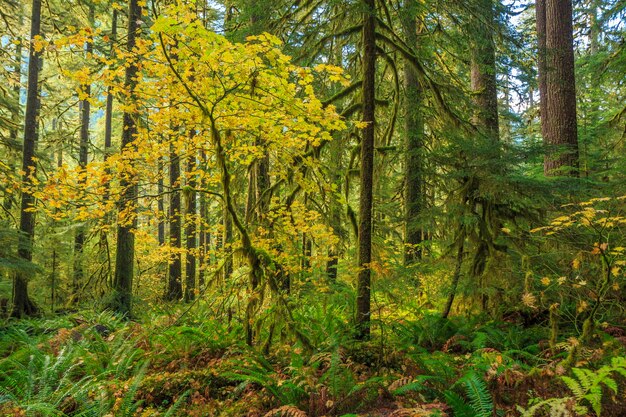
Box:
left=1, top=0, right=626, bottom=415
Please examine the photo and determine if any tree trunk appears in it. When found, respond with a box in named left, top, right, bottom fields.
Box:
left=72, top=4, right=94, bottom=304
left=326, top=133, right=342, bottom=282
left=12, top=0, right=43, bottom=318
left=470, top=0, right=499, bottom=140
left=4, top=33, right=22, bottom=214
left=103, top=9, right=117, bottom=201
left=442, top=241, right=464, bottom=319
left=401, top=11, right=425, bottom=266
left=356, top=0, right=376, bottom=340
left=198, top=149, right=208, bottom=287
left=184, top=151, right=197, bottom=302
left=112, top=0, right=141, bottom=316
left=166, top=141, right=182, bottom=300
left=539, top=0, right=579, bottom=176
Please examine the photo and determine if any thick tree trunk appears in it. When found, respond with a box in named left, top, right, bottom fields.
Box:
left=538, top=0, right=579, bottom=176
left=356, top=0, right=376, bottom=340
left=470, top=0, right=499, bottom=140
left=112, top=0, right=141, bottom=316
left=166, top=141, right=182, bottom=300
left=12, top=0, right=43, bottom=318
left=401, top=11, right=425, bottom=266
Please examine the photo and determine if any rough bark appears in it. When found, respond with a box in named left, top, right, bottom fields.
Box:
left=112, top=0, right=141, bottom=316
left=356, top=0, right=376, bottom=340
left=401, top=10, right=425, bottom=266
left=470, top=0, right=499, bottom=140
left=12, top=0, right=43, bottom=318
left=539, top=0, right=579, bottom=176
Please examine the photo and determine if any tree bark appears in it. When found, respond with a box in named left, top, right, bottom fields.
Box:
left=401, top=10, right=425, bottom=266
left=72, top=4, right=94, bottom=304
left=112, top=0, right=141, bottom=316
left=4, top=33, right=22, bottom=214
left=356, top=0, right=376, bottom=340
left=103, top=9, right=117, bottom=202
left=198, top=149, right=208, bottom=287
left=539, top=0, right=579, bottom=176
left=166, top=141, right=182, bottom=301
left=184, top=150, right=197, bottom=302
left=470, top=0, right=499, bottom=140
left=12, top=0, right=43, bottom=317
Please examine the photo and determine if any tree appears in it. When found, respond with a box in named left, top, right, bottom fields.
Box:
left=12, top=0, right=43, bottom=317
left=184, top=147, right=197, bottom=303
left=166, top=138, right=183, bottom=301
left=356, top=0, right=376, bottom=340
left=72, top=4, right=94, bottom=304
left=111, top=0, right=142, bottom=316
left=537, top=0, right=579, bottom=176
left=401, top=4, right=425, bottom=266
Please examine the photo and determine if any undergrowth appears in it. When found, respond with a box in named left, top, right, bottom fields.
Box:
left=0, top=303, right=625, bottom=416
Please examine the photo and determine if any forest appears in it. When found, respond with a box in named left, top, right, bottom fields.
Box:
left=0, top=0, right=625, bottom=415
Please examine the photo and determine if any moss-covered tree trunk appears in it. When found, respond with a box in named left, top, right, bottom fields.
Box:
left=356, top=0, right=376, bottom=340
left=112, top=0, right=141, bottom=316
left=12, top=0, right=43, bottom=318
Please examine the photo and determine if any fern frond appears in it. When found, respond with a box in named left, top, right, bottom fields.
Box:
left=561, top=376, right=585, bottom=400
left=462, top=372, right=493, bottom=417
left=443, top=390, right=475, bottom=417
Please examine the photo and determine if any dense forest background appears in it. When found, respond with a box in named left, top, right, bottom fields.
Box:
left=1, top=0, right=626, bottom=415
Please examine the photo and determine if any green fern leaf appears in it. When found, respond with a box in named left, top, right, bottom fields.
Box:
left=463, top=372, right=493, bottom=417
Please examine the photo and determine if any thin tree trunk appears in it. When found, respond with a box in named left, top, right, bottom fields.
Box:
left=12, top=0, right=43, bottom=317
left=356, top=0, right=376, bottom=340
left=112, top=0, right=142, bottom=316
left=536, top=0, right=547, bottom=139
left=184, top=150, right=197, bottom=302
left=103, top=9, right=117, bottom=201
left=4, top=33, right=22, bottom=213
left=326, top=134, right=342, bottom=281
left=72, top=5, right=95, bottom=304
left=442, top=241, right=464, bottom=319
left=166, top=141, right=182, bottom=300
left=198, top=149, right=208, bottom=287
left=157, top=154, right=165, bottom=246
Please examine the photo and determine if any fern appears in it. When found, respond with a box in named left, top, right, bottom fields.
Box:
left=462, top=372, right=493, bottom=417
left=560, top=358, right=626, bottom=416
left=444, top=372, right=493, bottom=417
left=443, top=390, right=475, bottom=417
left=519, top=357, right=626, bottom=416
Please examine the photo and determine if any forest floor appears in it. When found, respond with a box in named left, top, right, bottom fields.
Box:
left=1, top=308, right=626, bottom=417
